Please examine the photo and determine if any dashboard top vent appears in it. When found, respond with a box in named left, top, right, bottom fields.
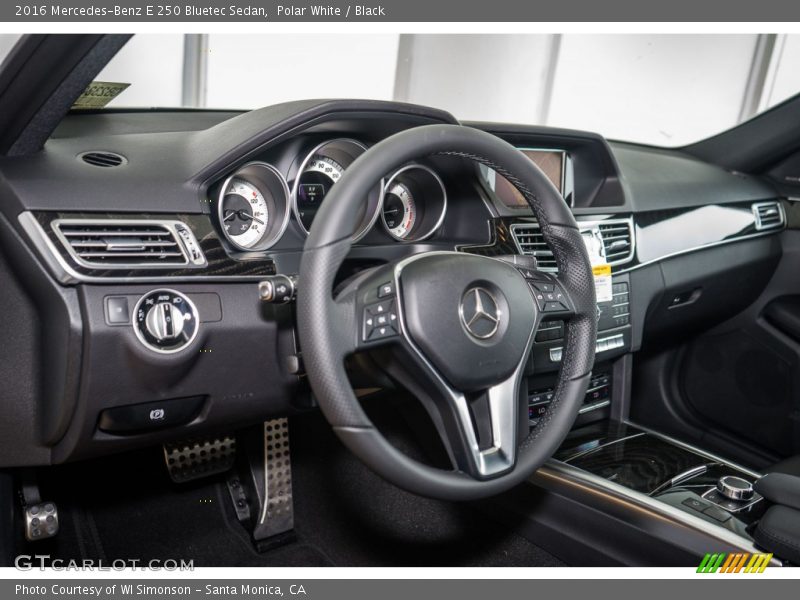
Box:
left=52, top=219, right=205, bottom=269
left=79, top=151, right=126, bottom=168
left=752, top=201, right=785, bottom=231
left=597, top=219, right=635, bottom=266
left=509, top=222, right=557, bottom=271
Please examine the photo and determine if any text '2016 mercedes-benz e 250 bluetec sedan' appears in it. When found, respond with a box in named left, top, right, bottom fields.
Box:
left=1, top=33, right=800, bottom=567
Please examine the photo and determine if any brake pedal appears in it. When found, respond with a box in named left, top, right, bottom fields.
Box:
left=19, top=477, right=59, bottom=542
left=24, top=502, right=59, bottom=542
left=163, top=435, right=236, bottom=483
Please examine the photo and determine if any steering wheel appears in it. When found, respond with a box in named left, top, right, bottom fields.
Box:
left=297, top=124, right=597, bottom=501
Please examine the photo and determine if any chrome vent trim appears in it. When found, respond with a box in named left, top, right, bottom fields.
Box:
left=79, top=151, right=126, bottom=168
left=596, top=218, right=635, bottom=266
left=752, top=201, right=785, bottom=231
left=509, top=222, right=558, bottom=271
left=52, top=219, right=206, bottom=270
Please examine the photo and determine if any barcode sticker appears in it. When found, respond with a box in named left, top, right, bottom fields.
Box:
left=72, top=81, right=130, bottom=110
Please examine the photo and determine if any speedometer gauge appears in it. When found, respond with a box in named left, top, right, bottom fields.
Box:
left=221, top=178, right=270, bottom=248
left=216, top=162, right=291, bottom=252
left=291, top=138, right=382, bottom=241
left=382, top=182, right=417, bottom=239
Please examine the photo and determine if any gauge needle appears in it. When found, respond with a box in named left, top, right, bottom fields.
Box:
left=384, top=208, right=399, bottom=215
left=236, top=210, right=265, bottom=225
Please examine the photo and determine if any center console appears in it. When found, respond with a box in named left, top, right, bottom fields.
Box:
left=555, top=421, right=766, bottom=538
left=491, top=416, right=777, bottom=566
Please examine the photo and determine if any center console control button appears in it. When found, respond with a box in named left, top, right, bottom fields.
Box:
left=702, top=504, right=732, bottom=523
left=717, top=475, right=755, bottom=501
left=681, top=497, right=709, bottom=512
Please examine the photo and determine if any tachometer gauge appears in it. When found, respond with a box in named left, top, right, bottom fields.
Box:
left=382, top=181, right=417, bottom=240
left=380, top=164, right=447, bottom=242
left=216, top=162, right=291, bottom=252
left=221, top=178, right=270, bottom=248
left=292, top=138, right=382, bottom=241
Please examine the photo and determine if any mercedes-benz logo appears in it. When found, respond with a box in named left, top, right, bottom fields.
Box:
left=460, top=287, right=501, bottom=340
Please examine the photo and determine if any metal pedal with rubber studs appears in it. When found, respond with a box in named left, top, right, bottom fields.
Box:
left=24, top=502, right=59, bottom=542
left=253, top=418, right=294, bottom=542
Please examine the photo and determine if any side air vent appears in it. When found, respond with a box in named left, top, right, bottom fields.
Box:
left=79, top=151, right=126, bottom=168
left=53, top=219, right=205, bottom=269
left=509, top=223, right=557, bottom=271
left=597, top=219, right=635, bottom=266
left=752, top=201, right=785, bottom=231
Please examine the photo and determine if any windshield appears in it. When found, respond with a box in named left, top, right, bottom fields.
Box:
left=4, top=33, right=800, bottom=147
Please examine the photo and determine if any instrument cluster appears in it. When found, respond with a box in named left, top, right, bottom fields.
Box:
left=215, top=137, right=449, bottom=251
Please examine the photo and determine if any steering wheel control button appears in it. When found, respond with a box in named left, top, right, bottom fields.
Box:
left=717, top=475, right=755, bottom=501
left=377, top=282, right=394, bottom=298
left=133, top=289, right=199, bottom=353
left=543, top=301, right=568, bottom=313
left=104, top=296, right=130, bottom=325
left=98, top=396, right=206, bottom=434
left=363, top=298, right=398, bottom=342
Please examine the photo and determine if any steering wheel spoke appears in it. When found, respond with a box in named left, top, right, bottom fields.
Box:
left=381, top=333, right=524, bottom=479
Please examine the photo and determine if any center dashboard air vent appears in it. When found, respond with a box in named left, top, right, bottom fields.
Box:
left=752, top=201, right=785, bottom=231
left=52, top=219, right=206, bottom=269
left=597, top=219, right=635, bottom=265
left=79, top=151, right=127, bottom=168
left=509, top=223, right=558, bottom=271
left=510, top=217, right=636, bottom=271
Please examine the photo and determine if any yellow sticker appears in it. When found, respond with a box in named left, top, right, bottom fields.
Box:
left=592, top=264, right=612, bottom=277
left=72, top=81, right=130, bottom=110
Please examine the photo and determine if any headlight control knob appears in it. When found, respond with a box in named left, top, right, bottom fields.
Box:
left=133, top=289, right=199, bottom=353
left=145, top=301, right=185, bottom=341
left=717, top=475, right=754, bottom=501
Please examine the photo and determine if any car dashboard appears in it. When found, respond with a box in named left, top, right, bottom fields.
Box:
left=0, top=99, right=787, bottom=469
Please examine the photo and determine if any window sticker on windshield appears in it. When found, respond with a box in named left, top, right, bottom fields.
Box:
left=71, top=81, right=130, bottom=109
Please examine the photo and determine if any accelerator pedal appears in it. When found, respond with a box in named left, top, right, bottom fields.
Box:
left=253, top=418, right=294, bottom=545
left=163, top=435, right=236, bottom=483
